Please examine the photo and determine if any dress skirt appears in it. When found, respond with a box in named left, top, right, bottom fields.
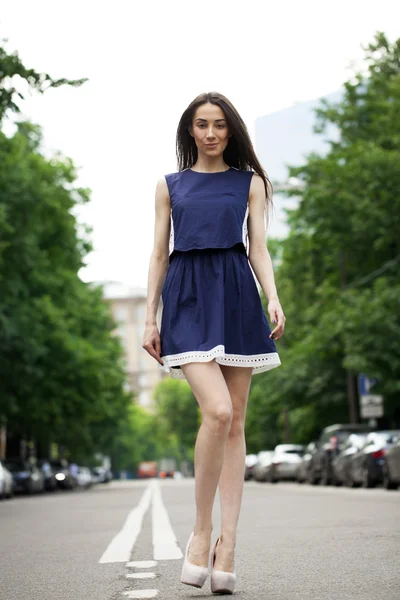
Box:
left=160, top=243, right=281, bottom=379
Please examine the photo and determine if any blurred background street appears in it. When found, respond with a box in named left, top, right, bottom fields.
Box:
left=1, top=479, right=399, bottom=600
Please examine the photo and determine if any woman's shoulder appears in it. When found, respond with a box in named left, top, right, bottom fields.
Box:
left=230, top=166, right=255, bottom=179
left=163, top=170, right=186, bottom=182
left=159, top=170, right=188, bottom=198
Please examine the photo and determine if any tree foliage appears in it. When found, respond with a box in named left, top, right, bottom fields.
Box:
left=0, top=40, right=133, bottom=462
left=246, top=32, right=400, bottom=450
left=153, top=378, right=200, bottom=462
left=0, top=37, right=86, bottom=120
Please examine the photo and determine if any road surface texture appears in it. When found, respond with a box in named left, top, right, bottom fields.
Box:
left=0, top=479, right=399, bottom=600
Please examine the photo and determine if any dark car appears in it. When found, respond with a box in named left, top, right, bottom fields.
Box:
left=349, top=431, right=400, bottom=488
left=37, top=460, right=58, bottom=492
left=4, top=459, right=44, bottom=494
left=331, top=433, right=369, bottom=487
left=49, top=459, right=76, bottom=490
left=383, top=436, right=400, bottom=490
left=309, top=424, right=374, bottom=485
left=296, top=441, right=318, bottom=483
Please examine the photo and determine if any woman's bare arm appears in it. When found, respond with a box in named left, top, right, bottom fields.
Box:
left=142, top=177, right=171, bottom=364
left=247, top=174, right=286, bottom=340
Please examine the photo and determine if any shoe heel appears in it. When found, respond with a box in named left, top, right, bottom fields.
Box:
left=211, top=570, right=236, bottom=594
left=180, top=532, right=208, bottom=589
left=210, top=538, right=237, bottom=595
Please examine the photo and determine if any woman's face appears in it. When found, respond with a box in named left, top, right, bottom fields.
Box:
left=190, top=103, right=230, bottom=158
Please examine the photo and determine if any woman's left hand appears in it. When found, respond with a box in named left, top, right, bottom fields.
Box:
left=268, top=299, right=286, bottom=340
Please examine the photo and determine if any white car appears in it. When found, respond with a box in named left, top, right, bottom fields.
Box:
left=267, top=444, right=305, bottom=482
left=91, top=466, right=112, bottom=483
left=0, top=460, right=14, bottom=499
left=76, top=466, right=93, bottom=490
left=253, top=451, right=275, bottom=482
left=244, top=453, right=259, bottom=480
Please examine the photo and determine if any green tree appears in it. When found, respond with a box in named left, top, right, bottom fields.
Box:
left=0, top=40, right=133, bottom=461
left=247, top=32, right=400, bottom=445
left=0, top=37, right=86, bottom=120
left=153, top=378, right=200, bottom=462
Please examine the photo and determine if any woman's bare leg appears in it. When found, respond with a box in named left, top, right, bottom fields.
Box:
left=215, top=365, right=253, bottom=572
left=180, top=360, right=233, bottom=567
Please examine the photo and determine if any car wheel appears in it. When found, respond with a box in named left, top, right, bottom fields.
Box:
left=361, top=465, right=375, bottom=489
left=268, top=468, right=277, bottom=484
left=320, top=463, right=331, bottom=486
left=307, top=468, right=319, bottom=485
left=332, top=471, right=342, bottom=486
left=345, top=470, right=356, bottom=488
left=383, top=463, right=398, bottom=491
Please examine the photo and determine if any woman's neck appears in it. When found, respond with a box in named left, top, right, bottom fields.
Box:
left=192, top=157, right=229, bottom=173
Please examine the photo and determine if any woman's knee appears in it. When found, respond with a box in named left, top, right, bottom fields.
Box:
left=205, top=404, right=233, bottom=433
left=228, top=404, right=246, bottom=438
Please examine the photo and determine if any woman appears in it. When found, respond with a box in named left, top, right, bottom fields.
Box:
left=142, top=92, right=285, bottom=594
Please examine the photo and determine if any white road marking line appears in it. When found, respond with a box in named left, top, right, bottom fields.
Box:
left=126, top=560, right=157, bottom=568
left=126, top=573, right=156, bottom=579
left=122, top=591, right=158, bottom=598
left=99, top=483, right=153, bottom=564
left=152, top=480, right=183, bottom=560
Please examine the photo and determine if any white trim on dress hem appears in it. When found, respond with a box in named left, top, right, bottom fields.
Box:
left=160, top=345, right=281, bottom=379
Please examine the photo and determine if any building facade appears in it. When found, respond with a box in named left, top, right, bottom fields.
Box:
left=100, top=281, right=167, bottom=412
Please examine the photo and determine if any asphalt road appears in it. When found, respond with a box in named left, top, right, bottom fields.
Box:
left=0, top=479, right=399, bottom=600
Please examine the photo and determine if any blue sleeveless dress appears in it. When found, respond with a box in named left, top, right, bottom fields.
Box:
left=159, top=166, right=281, bottom=379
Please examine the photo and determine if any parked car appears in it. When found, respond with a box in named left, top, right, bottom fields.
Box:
left=158, top=458, right=177, bottom=478
left=0, top=460, right=14, bottom=499
left=331, top=433, right=369, bottom=486
left=253, top=451, right=274, bottom=482
left=383, top=436, right=400, bottom=490
left=244, top=454, right=258, bottom=481
left=267, top=445, right=304, bottom=483
left=349, top=430, right=400, bottom=488
left=49, top=459, right=76, bottom=490
left=91, top=466, right=112, bottom=484
left=309, top=424, right=373, bottom=485
left=4, top=459, right=44, bottom=494
left=37, top=460, right=58, bottom=492
left=296, top=442, right=318, bottom=483
left=75, top=466, right=93, bottom=490
left=138, top=461, right=158, bottom=479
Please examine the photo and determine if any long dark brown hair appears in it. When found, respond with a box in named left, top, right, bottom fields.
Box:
left=176, top=91, right=273, bottom=213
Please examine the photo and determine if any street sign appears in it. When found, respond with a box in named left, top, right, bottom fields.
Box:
left=358, top=374, right=379, bottom=396
left=360, top=395, right=384, bottom=419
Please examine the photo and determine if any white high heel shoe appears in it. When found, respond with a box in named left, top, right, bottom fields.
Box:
left=180, top=531, right=209, bottom=588
left=210, top=537, right=237, bottom=595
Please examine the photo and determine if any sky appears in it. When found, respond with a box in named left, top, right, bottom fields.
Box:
left=1, top=0, right=399, bottom=288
